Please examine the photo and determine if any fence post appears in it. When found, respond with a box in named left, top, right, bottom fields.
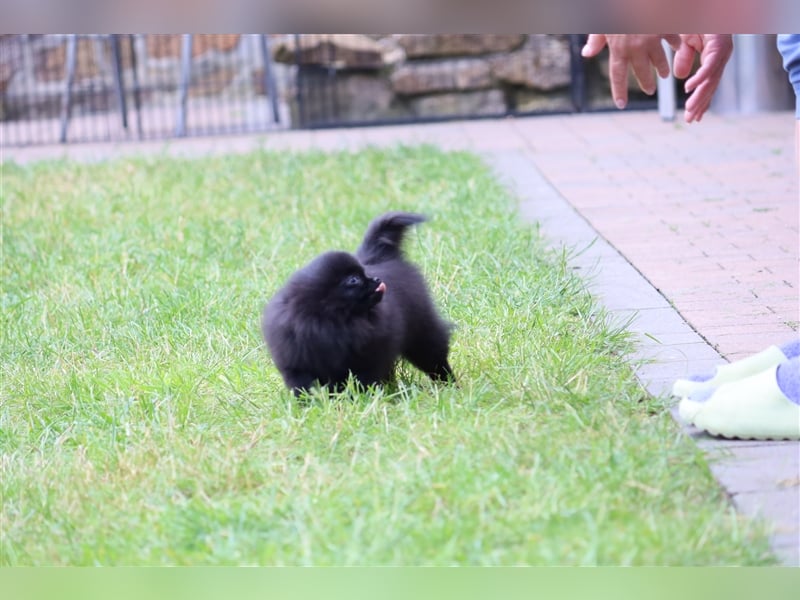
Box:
left=128, top=35, right=144, bottom=138
left=259, top=35, right=280, bottom=124
left=293, top=34, right=306, bottom=128
left=175, top=34, right=193, bottom=137
left=59, top=35, right=78, bottom=143
left=109, top=34, right=129, bottom=131
left=569, top=34, right=587, bottom=113
left=657, top=39, right=676, bottom=121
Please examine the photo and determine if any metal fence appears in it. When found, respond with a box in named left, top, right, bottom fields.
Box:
left=1, top=34, right=284, bottom=146
left=1, top=34, right=663, bottom=147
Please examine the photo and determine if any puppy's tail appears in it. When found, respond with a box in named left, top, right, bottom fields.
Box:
left=356, top=211, right=427, bottom=264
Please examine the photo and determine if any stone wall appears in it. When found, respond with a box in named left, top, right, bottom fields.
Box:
left=272, top=34, right=591, bottom=124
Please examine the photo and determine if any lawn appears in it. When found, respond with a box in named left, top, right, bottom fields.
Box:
left=0, top=146, right=774, bottom=565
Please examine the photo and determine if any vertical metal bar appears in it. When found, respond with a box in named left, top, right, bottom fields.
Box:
left=59, top=34, right=78, bottom=143
left=109, top=34, right=128, bottom=130
left=294, top=34, right=306, bottom=128
left=91, top=35, right=108, bottom=142
left=328, top=37, right=339, bottom=124
left=128, top=34, right=143, bottom=138
left=657, top=39, right=676, bottom=121
left=259, top=34, right=280, bottom=124
left=568, top=34, right=587, bottom=113
left=20, top=35, right=34, bottom=144
left=175, top=33, right=192, bottom=137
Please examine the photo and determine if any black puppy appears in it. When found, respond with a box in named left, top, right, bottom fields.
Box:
left=261, top=212, right=454, bottom=395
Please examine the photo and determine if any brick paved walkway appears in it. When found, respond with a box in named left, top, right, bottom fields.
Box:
left=516, top=112, right=798, bottom=361
left=4, top=110, right=799, bottom=563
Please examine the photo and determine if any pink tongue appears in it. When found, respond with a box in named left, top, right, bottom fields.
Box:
left=377, top=282, right=387, bottom=293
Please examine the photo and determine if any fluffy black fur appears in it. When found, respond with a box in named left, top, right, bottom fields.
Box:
left=261, top=212, right=454, bottom=395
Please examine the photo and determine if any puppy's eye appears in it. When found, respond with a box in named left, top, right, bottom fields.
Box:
left=344, top=275, right=362, bottom=287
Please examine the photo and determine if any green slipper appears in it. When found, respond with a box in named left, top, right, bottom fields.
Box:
left=678, top=365, right=800, bottom=440
left=672, top=345, right=787, bottom=397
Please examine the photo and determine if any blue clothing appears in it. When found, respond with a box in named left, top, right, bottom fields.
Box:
left=777, top=34, right=800, bottom=118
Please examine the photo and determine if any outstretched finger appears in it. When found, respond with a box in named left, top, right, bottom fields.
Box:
left=629, top=53, right=657, bottom=96
left=684, top=57, right=721, bottom=94
left=673, top=43, right=697, bottom=79
left=685, top=80, right=714, bottom=122
left=649, top=45, right=672, bottom=79
left=581, top=34, right=608, bottom=58
left=608, top=55, right=631, bottom=108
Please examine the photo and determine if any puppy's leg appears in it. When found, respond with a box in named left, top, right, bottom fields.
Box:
left=427, top=360, right=455, bottom=382
left=411, top=355, right=454, bottom=383
left=282, top=369, right=318, bottom=397
left=403, top=333, right=455, bottom=383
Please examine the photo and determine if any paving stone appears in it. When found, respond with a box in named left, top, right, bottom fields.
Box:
left=584, top=270, right=671, bottom=311
left=633, top=342, right=727, bottom=365
left=704, top=444, right=800, bottom=495
left=606, top=306, right=700, bottom=337
left=630, top=330, right=707, bottom=346
left=636, top=358, right=725, bottom=389
left=771, top=531, right=800, bottom=567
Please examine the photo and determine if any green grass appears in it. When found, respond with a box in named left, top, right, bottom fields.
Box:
left=0, top=146, right=774, bottom=565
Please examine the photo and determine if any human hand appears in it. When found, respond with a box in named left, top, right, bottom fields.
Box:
left=673, top=34, right=733, bottom=122
left=582, top=34, right=681, bottom=109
